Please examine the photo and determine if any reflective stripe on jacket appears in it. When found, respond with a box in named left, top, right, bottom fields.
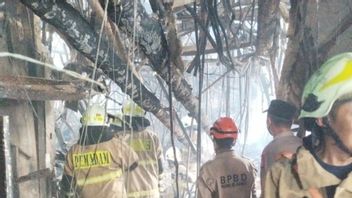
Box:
left=64, top=137, right=138, bottom=198
left=265, top=146, right=352, bottom=198
left=76, top=169, right=123, bottom=186
left=122, top=129, right=162, bottom=198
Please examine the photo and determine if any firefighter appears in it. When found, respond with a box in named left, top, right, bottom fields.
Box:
left=265, top=52, right=352, bottom=197
left=164, top=147, right=196, bottom=197
left=260, top=99, right=302, bottom=196
left=197, top=117, right=257, bottom=198
left=181, top=115, right=214, bottom=163
left=120, top=100, right=163, bottom=198
left=60, top=104, right=139, bottom=198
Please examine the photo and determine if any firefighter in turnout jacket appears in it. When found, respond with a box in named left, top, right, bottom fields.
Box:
left=197, top=117, right=257, bottom=198
left=120, top=100, right=164, bottom=198
left=264, top=52, right=352, bottom=198
left=60, top=104, right=139, bottom=198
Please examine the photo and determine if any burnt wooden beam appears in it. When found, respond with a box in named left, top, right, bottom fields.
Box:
left=19, top=0, right=161, bottom=112
left=256, top=0, right=280, bottom=56
left=20, top=0, right=191, bottom=145
left=101, top=0, right=211, bottom=129
left=0, top=76, right=88, bottom=101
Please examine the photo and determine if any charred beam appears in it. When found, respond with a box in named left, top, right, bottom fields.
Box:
left=101, top=0, right=211, bottom=129
left=256, top=0, right=280, bottom=56
left=20, top=0, right=188, bottom=143
left=0, top=76, right=87, bottom=101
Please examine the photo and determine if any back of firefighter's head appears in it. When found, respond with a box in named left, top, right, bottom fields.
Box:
left=299, top=52, right=352, bottom=131
left=81, top=104, right=109, bottom=127
left=266, top=99, right=297, bottom=127
left=122, top=100, right=150, bottom=130
left=265, top=99, right=297, bottom=136
left=210, top=117, right=238, bottom=149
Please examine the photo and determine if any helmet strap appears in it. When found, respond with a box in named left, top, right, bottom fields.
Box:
left=311, top=124, right=324, bottom=151
left=322, top=118, right=352, bottom=157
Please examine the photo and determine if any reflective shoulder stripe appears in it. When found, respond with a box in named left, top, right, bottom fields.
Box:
left=138, top=159, right=157, bottom=166
left=76, top=169, right=122, bottom=186
left=127, top=188, right=159, bottom=197
left=129, top=139, right=152, bottom=152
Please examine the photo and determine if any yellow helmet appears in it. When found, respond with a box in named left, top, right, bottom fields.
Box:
left=122, top=100, right=146, bottom=117
left=299, top=52, right=352, bottom=118
left=81, top=104, right=108, bottom=126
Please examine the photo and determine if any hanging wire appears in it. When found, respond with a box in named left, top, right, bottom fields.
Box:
left=167, top=41, right=180, bottom=198
left=70, top=0, right=112, bottom=194
left=194, top=1, right=208, bottom=195
left=193, top=1, right=201, bottom=180
left=0, top=52, right=105, bottom=88
left=241, top=63, right=251, bottom=155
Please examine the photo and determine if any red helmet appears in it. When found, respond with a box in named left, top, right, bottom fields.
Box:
left=210, top=117, right=238, bottom=139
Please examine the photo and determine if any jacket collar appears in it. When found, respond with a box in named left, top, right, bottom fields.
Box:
left=215, top=148, right=234, bottom=155
left=296, top=147, right=352, bottom=191
left=274, top=131, right=294, bottom=139
left=340, top=172, right=352, bottom=192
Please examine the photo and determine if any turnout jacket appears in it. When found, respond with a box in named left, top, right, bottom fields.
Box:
left=63, top=137, right=138, bottom=198
left=197, top=149, right=257, bottom=198
left=121, top=129, right=163, bottom=198
left=265, top=146, right=352, bottom=198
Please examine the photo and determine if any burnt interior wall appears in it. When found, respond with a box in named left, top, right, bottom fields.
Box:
left=0, top=1, right=55, bottom=197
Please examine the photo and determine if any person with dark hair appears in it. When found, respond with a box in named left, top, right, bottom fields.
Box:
left=197, top=117, right=257, bottom=198
left=260, top=99, right=302, bottom=196
left=264, top=52, right=352, bottom=198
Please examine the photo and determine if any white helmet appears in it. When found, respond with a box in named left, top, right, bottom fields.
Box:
left=165, top=147, right=182, bottom=162
left=181, top=116, right=197, bottom=129
left=300, top=52, right=352, bottom=118
left=81, top=104, right=108, bottom=126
